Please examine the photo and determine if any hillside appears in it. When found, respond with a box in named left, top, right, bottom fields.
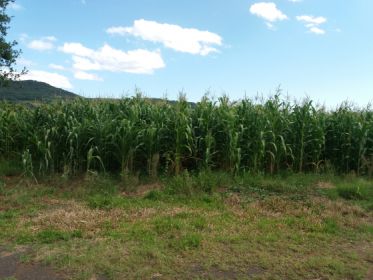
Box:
left=0, top=80, right=79, bottom=102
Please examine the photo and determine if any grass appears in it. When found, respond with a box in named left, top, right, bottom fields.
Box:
left=321, top=176, right=373, bottom=211
left=0, top=172, right=372, bottom=279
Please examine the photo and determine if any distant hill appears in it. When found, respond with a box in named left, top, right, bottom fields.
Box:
left=0, top=80, right=79, bottom=102
left=0, top=80, right=197, bottom=106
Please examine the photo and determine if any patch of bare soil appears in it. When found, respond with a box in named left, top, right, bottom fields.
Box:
left=0, top=247, right=65, bottom=280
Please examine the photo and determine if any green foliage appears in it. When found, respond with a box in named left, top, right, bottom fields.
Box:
left=335, top=180, right=373, bottom=201
left=164, top=171, right=195, bottom=196
left=87, top=194, right=119, bottom=209
left=0, top=158, right=22, bottom=176
left=15, top=229, right=82, bottom=244
left=2, top=94, right=373, bottom=180
left=36, top=229, right=82, bottom=244
left=174, top=233, right=202, bottom=250
left=0, top=209, right=18, bottom=225
left=143, top=189, right=164, bottom=201
left=322, top=218, right=340, bottom=234
left=337, top=185, right=364, bottom=200
left=235, top=172, right=321, bottom=196
left=0, top=0, right=26, bottom=85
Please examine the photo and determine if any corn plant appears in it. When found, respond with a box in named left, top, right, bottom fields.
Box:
left=1, top=94, right=373, bottom=178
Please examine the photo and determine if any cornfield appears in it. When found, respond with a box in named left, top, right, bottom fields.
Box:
left=1, top=93, right=373, bottom=177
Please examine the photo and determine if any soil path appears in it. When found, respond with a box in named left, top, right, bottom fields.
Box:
left=0, top=247, right=65, bottom=280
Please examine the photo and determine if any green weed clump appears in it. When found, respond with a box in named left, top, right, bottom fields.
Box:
left=337, top=184, right=364, bottom=200
left=36, top=229, right=82, bottom=244
left=335, top=180, right=373, bottom=201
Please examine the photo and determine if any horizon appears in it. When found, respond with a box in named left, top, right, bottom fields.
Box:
left=8, top=0, right=373, bottom=106
left=12, top=79, right=373, bottom=111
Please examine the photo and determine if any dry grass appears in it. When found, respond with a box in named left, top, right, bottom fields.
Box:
left=1, top=175, right=372, bottom=280
left=21, top=199, right=200, bottom=239
left=317, top=181, right=336, bottom=190
left=24, top=201, right=123, bottom=236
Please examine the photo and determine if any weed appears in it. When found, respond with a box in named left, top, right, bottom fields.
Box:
left=337, top=184, right=363, bottom=200
left=172, top=233, right=202, bottom=250
left=0, top=159, right=22, bottom=177
left=36, top=229, right=82, bottom=244
left=322, top=218, right=340, bottom=234
left=87, top=194, right=120, bottom=209
left=144, top=190, right=164, bottom=201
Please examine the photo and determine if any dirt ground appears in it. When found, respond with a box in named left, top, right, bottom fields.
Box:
left=0, top=247, right=65, bottom=280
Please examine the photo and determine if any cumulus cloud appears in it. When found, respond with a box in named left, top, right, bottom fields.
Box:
left=296, top=15, right=327, bottom=26
left=49, top=61, right=103, bottom=81
left=27, top=36, right=57, bottom=51
left=74, top=71, right=102, bottom=81
left=107, top=19, right=222, bottom=56
left=309, top=27, right=325, bottom=35
left=297, top=15, right=327, bottom=35
left=250, top=2, right=288, bottom=24
left=20, top=70, right=73, bottom=89
left=59, top=42, right=165, bottom=74
left=49, top=64, right=66, bottom=70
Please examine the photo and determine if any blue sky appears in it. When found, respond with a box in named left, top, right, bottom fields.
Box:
left=7, top=0, right=373, bottom=106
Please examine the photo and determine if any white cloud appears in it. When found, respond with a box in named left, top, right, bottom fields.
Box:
left=309, top=27, right=325, bottom=35
left=9, top=3, right=23, bottom=10
left=27, top=37, right=57, bottom=51
left=59, top=43, right=93, bottom=57
left=296, top=15, right=327, bottom=35
left=74, top=71, right=102, bottom=81
left=49, top=64, right=66, bottom=70
left=250, top=2, right=288, bottom=22
left=107, top=19, right=222, bottom=56
left=266, top=22, right=275, bottom=30
left=28, top=40, right=54, bottom=51
left=296, top=15, right=327, bottom=25
left=71, top=55, right=100, bottom=71
left=20, top=70, right=73, bottom=89
left=44, top=36, right=57, bottom=42
left=59, top=42, right=165, bottom=74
